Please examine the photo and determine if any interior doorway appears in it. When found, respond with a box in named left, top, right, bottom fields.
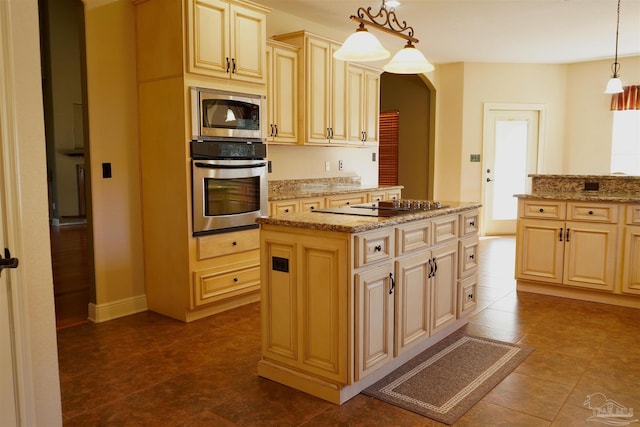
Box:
left=482, top=104, right=545, bottom=235
left=39, top=0, right=94, bottom=328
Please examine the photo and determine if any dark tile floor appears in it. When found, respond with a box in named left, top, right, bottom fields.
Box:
left=57, top=237, right=640, bottom=426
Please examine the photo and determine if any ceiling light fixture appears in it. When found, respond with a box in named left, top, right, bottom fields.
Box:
left=605, top=0, right=624, bottom=94
left=333, top=0, right=434, bottom=74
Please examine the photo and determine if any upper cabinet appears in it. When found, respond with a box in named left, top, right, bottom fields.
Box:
left=272, top=31, right=380, bottom=146
left=266, top=40, right=298, bottom=144
left=347, top=64, right=380, bottom=146
left=187, top=0, right=268, bottom=84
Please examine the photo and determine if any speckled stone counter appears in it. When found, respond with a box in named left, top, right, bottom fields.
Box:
left=515, top=174, right=640, bottom=202
left=268, top=177, right=404, bottom=201
left=257, top=202, right=482, bottom=233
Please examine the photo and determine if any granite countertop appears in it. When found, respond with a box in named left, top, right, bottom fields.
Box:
left=268, top=177, right=403, bottom=201
left=257, top=202, right=481, bottom=233
left=515, top=193, right=640, bottom=203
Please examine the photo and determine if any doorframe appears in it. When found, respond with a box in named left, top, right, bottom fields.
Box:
left=481, top=103, right=546, bottom=236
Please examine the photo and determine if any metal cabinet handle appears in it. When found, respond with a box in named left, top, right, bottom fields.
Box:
left=274, top=124, right=278, bottom=137
left=432, top=257, right=438, bottom=276
left=539, top=208, right=544, bottom=213
left=233, top=277, right=238, bottom=282
left=226, top=57, right=230, bottom=73
left=566, top=228, right=570, bottom=242
left=469, top=254, right=475, bottom=260
left=588, top=210, right=594, bottom=215
left=469, top=220, right=475, bottom=227
left=374, top=245, right=382, bottom=252
left=231, top=58, right=236, bottom=74
left=559, top=228, right=563, bottom=241
left=284, top=209, right=289, bottom=213
left=388, top=272, right=395, bottom=294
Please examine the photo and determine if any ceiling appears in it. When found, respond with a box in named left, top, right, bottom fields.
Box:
left=252, top=0, right=640, bottom=65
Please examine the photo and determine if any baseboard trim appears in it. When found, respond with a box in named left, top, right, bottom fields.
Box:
left=88, top=294, right=148, bottom=323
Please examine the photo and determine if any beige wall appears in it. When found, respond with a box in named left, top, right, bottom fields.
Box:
left=84, top=0, right=146, bottom=313
left=564, top=56, right=640, bottom=174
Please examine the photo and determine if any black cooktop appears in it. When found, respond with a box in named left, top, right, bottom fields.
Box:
left=312, top=201, right=449, bottom=217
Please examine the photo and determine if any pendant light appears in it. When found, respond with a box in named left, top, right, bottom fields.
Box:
left=605, top=0, right=624, bottom=94
left=333, top=0, right=433, bottom=74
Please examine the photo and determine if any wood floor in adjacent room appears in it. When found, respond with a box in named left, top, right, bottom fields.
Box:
left=57, top=236, right=640, bottom=426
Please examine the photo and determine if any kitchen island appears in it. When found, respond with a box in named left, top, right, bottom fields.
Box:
left=256, top=201, right=481, bottom=404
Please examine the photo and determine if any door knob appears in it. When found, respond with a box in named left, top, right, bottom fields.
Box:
left=486, top=178, right=493, bottom=182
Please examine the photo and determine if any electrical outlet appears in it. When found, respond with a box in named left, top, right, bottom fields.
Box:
left=325, top=161, right=330, bottom=171
left=338, top=160, right=343, bottom=170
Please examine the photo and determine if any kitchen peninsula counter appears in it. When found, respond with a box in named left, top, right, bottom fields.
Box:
left=515, top=174, right=640, bottom=309
left=257, top=202, right=481, bottom=404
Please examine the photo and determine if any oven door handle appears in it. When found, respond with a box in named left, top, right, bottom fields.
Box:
left=194, top=162, right=267, bottom=169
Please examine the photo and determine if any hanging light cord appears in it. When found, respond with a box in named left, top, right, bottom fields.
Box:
left=612, top=0, right=621, bottom=78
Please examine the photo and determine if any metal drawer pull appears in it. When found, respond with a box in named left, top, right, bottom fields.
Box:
left=469, top=254, right=475, bottom=260
left=427, top=258, right=433, bottom=278
left=388, top=272, right=395, bottom=294
left=374, top=245, right=382, bottom=252
left=588, top=210, right=594, bottom=215
left=559, top=228, right=563, bottom=241
left=539, top=208, right=544, bottom=213
left=566, top=228, right=570, bottom=242
left=469, top=220, right=475, bottom=227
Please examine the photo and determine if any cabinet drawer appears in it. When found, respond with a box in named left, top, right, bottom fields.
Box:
left=459, top=210, right=479, bottom=237
left=385, top=189, right=401, bottom=201
left=396, top=220, right=430, bottom=256
left=432, top=214, right=458, bottom=245
left=367, top=190, right=387, bottom=203
left=193, top=263, right=261, bottom=307
left=326, top=193, right=367, bottom=207
left=459, top=236, right=479, bottom=279
left=567, top=202, right=618, bottom=223
left=197, top=228, right=259, bottom=260
left=354, top=229, right=393, bottom=268
left=458, top=276, right=478, bottom=318
left=520, top=200, right=566, bottom=220
left=271, top=201, right=299, bottom=215
left=300, top=197, right=325, bottom=212
left=627, top=205, right=640, bottom=225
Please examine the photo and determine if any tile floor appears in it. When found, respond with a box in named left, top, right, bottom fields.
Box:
left=57, top=236, right=640, bottom=426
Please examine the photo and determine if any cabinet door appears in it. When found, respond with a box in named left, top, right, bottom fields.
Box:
left=299, top=235, right=348, bottom=383
left=516, top=219, right=564, bottom=284
left=306, top=37, right=331, bottom=143
left=267, top=44, right=298, bottom=143
left=270, top=200, right=298, bottom=215
left=395, top=253, right=430, bottom=356
left=563, top=222, right=618, bottom=291
left=430, top=242, right=458, bottom=335
left=346, top=65, right=364, bottom=144
left=229, top=4, right=266, bottom=84
left=355, top=263, right=395, bottom=381
left=188, top=0, right=229, bottom=78
left=330, top=43, right=347, bottom=144
left=363, top=69, right=380, bottom=145
left=623, top=226, right=640, bottom=294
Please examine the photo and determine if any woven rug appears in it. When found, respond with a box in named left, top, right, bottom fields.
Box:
left=362, top=332, right=533, bottom=425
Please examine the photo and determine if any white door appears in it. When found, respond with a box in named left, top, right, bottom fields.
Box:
left=0, top=142, right=18, bottom=426
left=483, top=106, right=542, bottom=235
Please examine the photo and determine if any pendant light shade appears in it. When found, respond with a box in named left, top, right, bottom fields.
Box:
left=605, top=76, right=624, bottom=94
left=383, top=42, right=434, bottom=74
left=333, top=26, right=390, bottom=62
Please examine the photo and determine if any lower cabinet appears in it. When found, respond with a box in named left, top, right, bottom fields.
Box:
left=260, top=230, right=349, bottom=383
left=623, top=225, right=640, bottom=294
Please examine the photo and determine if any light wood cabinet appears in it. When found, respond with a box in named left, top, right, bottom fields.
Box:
left=266, top=40, right=298, bottom=143
left=272, top=31, right=349, bottom=145
left=516, top=200, right=619, bottom=291
left=186, top=0, right=267, bottom=84
left=261, top=230, right=348, bottom=383
left=347, top=64, right=380, bottom=145
left=325, top=192, right=368, bottom=207
left=134, top=0, right=268, bottom=322
left=622, top=219, right=640, bottom=294
left=355, top=262, right=395, bottom=380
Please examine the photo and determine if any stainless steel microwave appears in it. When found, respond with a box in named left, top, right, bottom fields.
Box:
left=191, top=87, right=265, bottom=142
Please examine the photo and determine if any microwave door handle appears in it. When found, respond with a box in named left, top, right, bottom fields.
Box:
left=194, top=162, right=267, bottom=169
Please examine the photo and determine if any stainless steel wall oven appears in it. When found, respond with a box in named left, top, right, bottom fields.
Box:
left=191, top=140, right=268, bottom=236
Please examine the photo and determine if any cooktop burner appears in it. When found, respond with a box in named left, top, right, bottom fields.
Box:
left=312, top=201, right=449, bottom=217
